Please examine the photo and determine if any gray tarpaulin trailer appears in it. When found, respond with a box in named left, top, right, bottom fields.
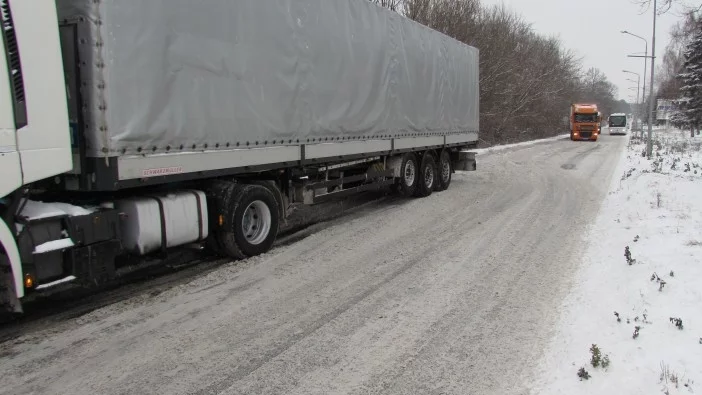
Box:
left=55, top=0, right=479, bottom=190
left=2, top=0, right=478, bottom=309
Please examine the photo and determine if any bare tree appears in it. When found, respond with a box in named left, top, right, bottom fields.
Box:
left=633, top=0, right=702, bottom=14
left=368, top=0, right=404, bottom=12
left=370, top=0, right=621, bottom=145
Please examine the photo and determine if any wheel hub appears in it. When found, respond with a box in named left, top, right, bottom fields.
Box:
left=424, top=163, right=434, bottom=187
left=242, top=200, right=272, bottom=245
left=441, top=161, right=450, bottom=182
left=404, top=161, right=416, bottom=187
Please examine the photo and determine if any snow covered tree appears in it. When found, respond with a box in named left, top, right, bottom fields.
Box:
left=671, top=20, right=702, bottom=136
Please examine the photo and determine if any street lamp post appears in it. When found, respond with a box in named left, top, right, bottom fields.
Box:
left=646, top=0, right=657, bottom=157
left=622, top=0, right=657, bottom=157
left=621, top=30, right=648, bottom=109
left=623, top=70, right=641, bottom=136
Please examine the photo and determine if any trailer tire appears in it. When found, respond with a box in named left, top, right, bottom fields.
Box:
left=435, top=150, right=452, bottom=192
left=414, top=151, right=436, bottom=197
left=217, top=184, right=279, bottom=259
left=398, top=153, right=419, bottom=197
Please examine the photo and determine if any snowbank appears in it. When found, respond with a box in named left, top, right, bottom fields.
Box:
left=529, top=128, right=702, bottom=394
left=473, top=134, right=570, bottom=155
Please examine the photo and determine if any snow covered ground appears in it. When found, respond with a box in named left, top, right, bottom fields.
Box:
left=529, top=128, right=702, bottom=394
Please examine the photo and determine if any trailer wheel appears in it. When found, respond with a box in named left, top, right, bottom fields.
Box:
left=435, top=150, right=452, bottom=192
left=398, top=153, right=419, bottom=197
left=414, top=151, right=436, bottom=197
left=218, top=184, right=279, bottom=259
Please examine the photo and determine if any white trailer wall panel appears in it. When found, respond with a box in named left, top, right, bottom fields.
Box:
left=55, top=0, right=479, bottom=158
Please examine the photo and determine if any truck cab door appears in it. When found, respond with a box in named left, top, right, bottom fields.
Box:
left=3, top=0, right=72, bottom=186
left=0, top=5, right=23, bottom=198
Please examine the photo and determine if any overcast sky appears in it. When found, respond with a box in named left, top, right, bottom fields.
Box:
left=479, top=0, right=683, bottom=102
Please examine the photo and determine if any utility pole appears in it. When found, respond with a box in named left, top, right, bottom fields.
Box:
left=646, top=0, right=657, bottom=158
left=623, top=71, right=641, bottom=133
left=621, top=31, right=648, bottom=138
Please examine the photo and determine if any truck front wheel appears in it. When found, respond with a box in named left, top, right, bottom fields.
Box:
left=217, top=184, right=280, bottom=259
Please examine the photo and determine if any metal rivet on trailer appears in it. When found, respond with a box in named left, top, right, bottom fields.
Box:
left=179, top=144, right=184, bottom=150
left=204, top=144, right=208, bottom=149
left=152, top=146, right=157, bottom=152
left=137, top=147, right=142, bottom=153
left=226, top=143, right=230, bottom=147
left=246, top=142, right=250, bottom=146
left=215, top=143, right=220, bottom=148
left=192, top=144, right=196, bottom=149
left=255, top=141, right=259, bottom=145
left=264, top=140, right=268, bottom=145
left=237, top=142, right=240, bottom=147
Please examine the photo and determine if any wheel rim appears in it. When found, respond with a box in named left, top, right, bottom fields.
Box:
left=404, top=160, right=416, bottom=187
left=441, top=159, right=450, bottom=183
left=241, top=200, right=272, bottom=245
left=424, top=163, right=434, bottom=188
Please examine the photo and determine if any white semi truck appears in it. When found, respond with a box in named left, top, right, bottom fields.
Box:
left=0, top=0, right=479, bottom=314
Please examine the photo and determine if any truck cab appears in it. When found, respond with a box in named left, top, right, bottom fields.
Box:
left=1, top=0, right=73, bottom=311
left=570, top=104, right=600, bottom=141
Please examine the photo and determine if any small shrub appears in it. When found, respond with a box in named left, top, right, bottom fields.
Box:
left=601, top=355, right=610, bottom=368
left=589, top=344, right=610, bottom=369
left=670, top=317, right=683, bottom=330
left=633, top=326, right=641, bottom=339
left=577, top=367, right=591, bottom=380
left=614, top=311, right=621, bottom=323
left=625, top=246, right=636, bottom=265
left=651, top=272, right=666, bottom=291
left=590, top=344, right=602, bottom=367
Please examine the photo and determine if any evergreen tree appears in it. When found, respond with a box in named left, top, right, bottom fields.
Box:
left=672, top=20, right=702, bottom=135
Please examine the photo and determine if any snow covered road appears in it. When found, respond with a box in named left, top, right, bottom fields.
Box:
left=0, top=135, right=627, bottom=395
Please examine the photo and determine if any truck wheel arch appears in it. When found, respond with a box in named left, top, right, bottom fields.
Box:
left=0, top=219, right=23, bottom=300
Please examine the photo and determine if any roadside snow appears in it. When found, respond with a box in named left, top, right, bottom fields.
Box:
left=473, top=134, right=569, bottom=155
left=529, top=129, right=702, bottom=394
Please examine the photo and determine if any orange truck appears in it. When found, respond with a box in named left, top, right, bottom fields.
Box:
left=570, top=103, right=601, bottom=141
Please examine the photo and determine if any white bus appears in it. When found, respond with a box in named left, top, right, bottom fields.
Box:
left=608, top=113, right=628, bottom=135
